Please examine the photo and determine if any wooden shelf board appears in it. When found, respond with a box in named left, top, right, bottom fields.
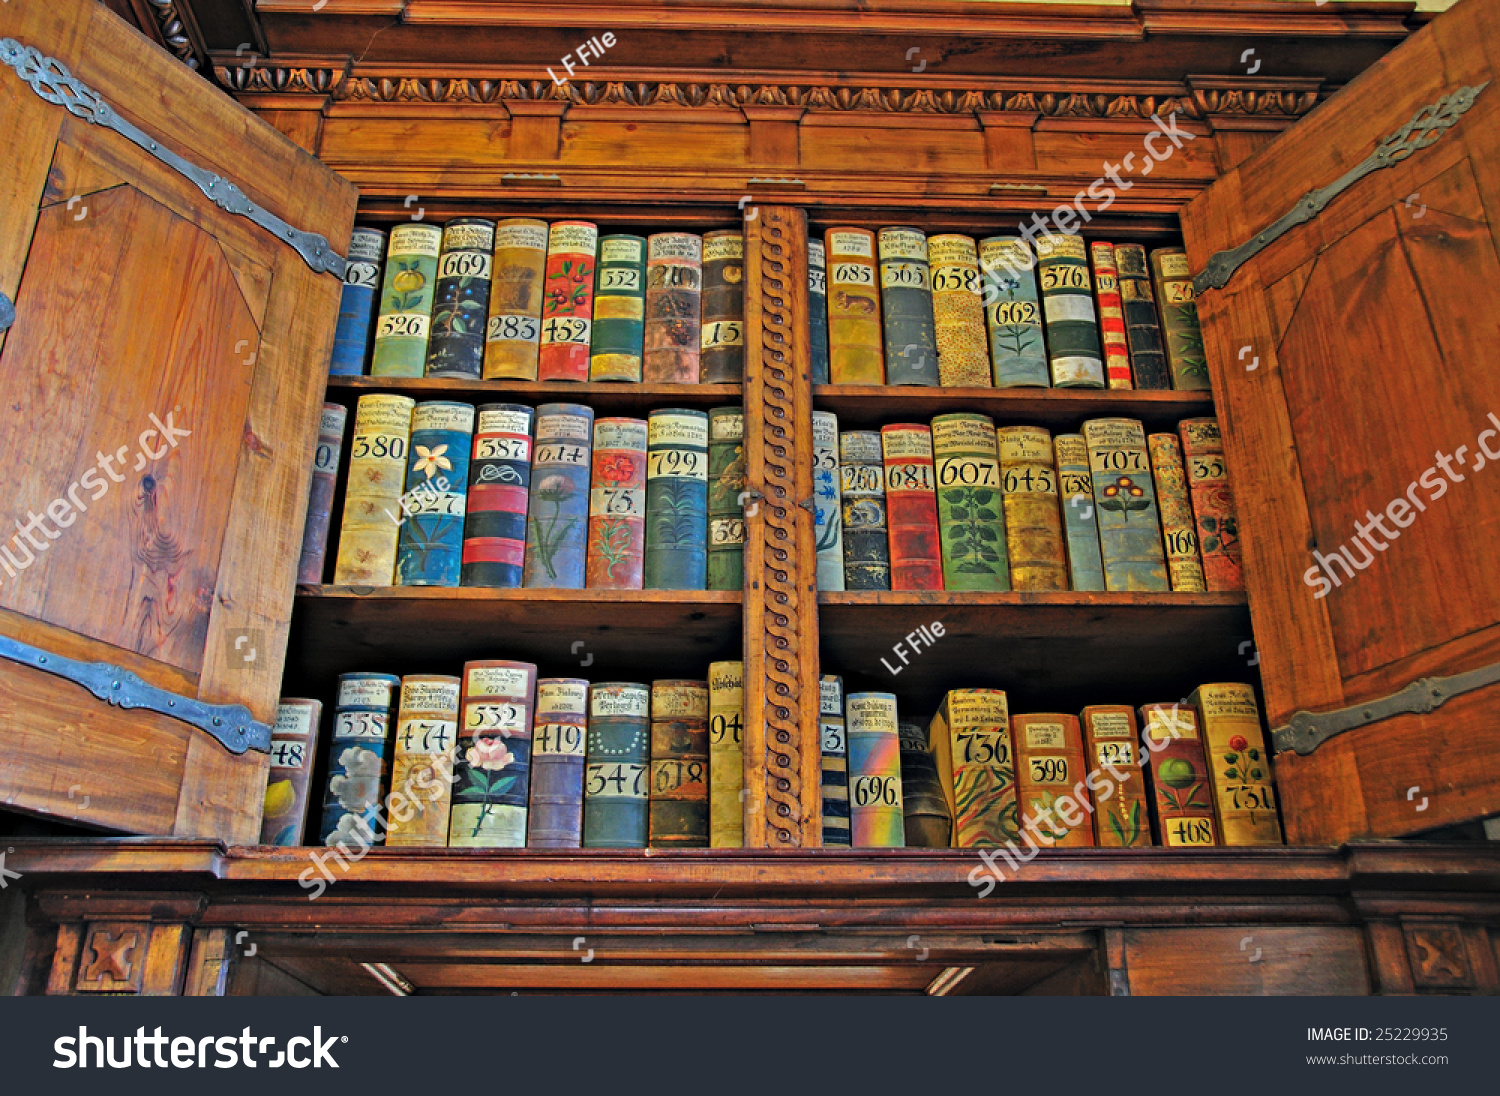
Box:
left=815, top=385, right=1213, bottom=430
left=325, top=376, right=741, bottom=414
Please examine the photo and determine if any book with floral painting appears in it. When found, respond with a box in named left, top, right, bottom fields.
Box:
left=643, top=409, right=709, bottom=589
left=928, top=689, right=1018, bottom=848
left=317, top=673, right=400, bottom=849
left=448, top=661, right=537, bottom=848
left=395, top=401, right=474, bottom=587
left=1139, top=702, right=1219, bottom=848
left=523, top=403, right=594, bottom=588
left=585, top=418, right=648, bottom=589
left=538, top=221, right=598, bottom=382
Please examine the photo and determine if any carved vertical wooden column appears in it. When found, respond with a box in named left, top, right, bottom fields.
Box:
left=743, top=205, right=822, bottom=847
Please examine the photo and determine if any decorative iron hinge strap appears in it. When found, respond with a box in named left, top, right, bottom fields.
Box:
left=0, top=37, right=347, bottom=279
left=1194, top=82, right=1488, bottom=296
left=1271, top=660, right=1500, bottom=756
left=0, top=633, right=271, bottom=755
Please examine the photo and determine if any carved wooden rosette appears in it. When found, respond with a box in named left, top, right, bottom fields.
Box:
left=743, top=206, right=821, bottom=847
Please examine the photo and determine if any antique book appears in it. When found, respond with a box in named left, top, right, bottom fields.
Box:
left=998, top=425, right=1068, bottom=591
left=1151, top=247, right=1210, bottom=391
left=1178, top=418, right=1245, bottom=592
left=1089, top=241, right=1134, bottom=390
left=931, top=413, right=1008, bottom=591
left=1082, top=418, right=1169, bottom=591
left=395, top=401, right=475, bottom=587
left=523, top=403, right=594, bottom=589
left=812, top=410, right=844, bottom=591
left=1147, top=432, right=1208, bottom=592
left=706, top=407, right=746, bottom=591
left=332, top=394, right=414, bottom=586
left=370, top=223, right=441, bottom=377
left=808, top=238, right=830, bottom=385
left=1190, top=684, right=1283, bottom=846
left=1081, top=705, right=1151, bottom=848
left=825, top=227, right=883, bottom=384
left=296, top=402, right=347, bottom=584
left=878, top=227, right=940, bottom=387
left=483, top=217, right=549, bottom=381
left=929, top=234, right=991, bottom=387
left=424, top=218, right=495, bottom=379
left=585, top=417, right=649, bottom=590
left=700, top=229, right=745, bottom=383
left=839, top=431, right=891, bottom=590
left=317, top=673, right=400, bottom=848
left=1139, top=702, right=1219, bottom=848
left=384, top=675, right=462, bottom=848
left=589, top=234, right=648, bottom=382
left=1113, top=243, right=1170, bottom=389
left=1035, top=233, right=1105, bottom=388
left=260, top=699, right=321, bottom=846
left=819, top=675, right=851, bottom=847
left=881, top=424, right=944, bottom=590
left=644, top=232, right=704, bottom=382
left=899, top=719, right=953, bottom=847
left=538, top=220, right=598, bottom=383
left=978, top=237, right=1049, bottom=387
left=1011, top=713, right=1094, bottom=848
left=708, top=661, right=745, bottom=848
left=1053, top=433, right=1106, bottom=592
left=328, top=226, right=384, bottom=375
left=528, top=678, right=590, bottom=848
left=928, top=689, right=1018, bottom=848
left=462, top=404, right=534, bottom=589
left=643, top=409, right=709, bottom=589
left=649, top=680, right=711, bottom=847
left=846, top=692, right=905, bottom=848
left=448, top=660, right=538, bottom=848
left=583, top=683, right=651, bottom=848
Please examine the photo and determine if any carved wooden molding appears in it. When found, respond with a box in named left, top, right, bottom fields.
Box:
left=77, top=924, right=146, bottom=992
left=1402, top=922, right=1474, bottom=990
left=143, top=0, right=205, bottom=72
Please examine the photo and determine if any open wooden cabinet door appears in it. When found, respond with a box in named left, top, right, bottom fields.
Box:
left=1182, top=0, right=1500, bottom=845
left=0, top=0, right=355, bottom=840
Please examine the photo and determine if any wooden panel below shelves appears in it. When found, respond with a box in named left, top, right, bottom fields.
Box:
left=324, top=376, right=741, bottom=416
left=1122, top=925, right=1371, bottom=996
left=815, top=385, right=1214, bottom=431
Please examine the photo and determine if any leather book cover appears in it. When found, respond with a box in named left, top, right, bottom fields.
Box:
left=584, top=683, right=651, bottom=848
left=644, top=232, right=704, bottom=382
left=1089, top=241, right=1134, bottom=390
left=260, top=698, right=321, bottom=846
left=1053, top=433, right=1106, bottom=592
left=425, top=218, right=495, bottom=379
left=296, top=402, right=347, bottom=584
left=839, top=431, right=891, bottom=590
left=329, top=227, right=384, bottom=376
left=585, top=417, right=648, bottom=590
left=643, top=409, right=709, bottom=589
left=998, top=425, right=1069, bottom=591
left=978, top=237, right=1048, bottom=387
left=931, top=412, right=1009, bottom=591
left=1011, top=713, right=1094, bottom=848
left=528, top=679, right=590, bottom=848
left=484, top=218, right=549, bottom=381
left=396, top=401, right=475, bottom=587
left=384, top=675, right=462, bottom=848
left=1147, top=432, right=1208, bottom=592
left=808, top=238, right=830, bottom=385
left=1190, top=684, right=1283, bottom=846
left=462, top=404, right=534, bottom=589
left=1150, top=247, right=1210, bottom=391
left=589, top=234, right=647, bottom=382
left=370, top=223, right=441, bottom=377
left=928, top=689, right=1018, bottom=848
left=1178, top=418, right=1245, bottom=592
left=708, top=661, right=744, bottom=848
left=649, top=679, right=711, bottom=848
left=812, top=410, right=844, bottom=592
left=819, top=675, right=850, bottom=847
left=825, top=227, right=883, bottom=384
left=332, top=394, right=414, bottom=586
left=448, top=660, right=538, bottom=848
left=1035, top=233, right=1105, bottom=388
left=700, top=230, right=745, bottom=383
left=707, top=407, right=746, bottom=591
left=900, top=718, right=953, bottom=847
left=523, top=403, right=594, bottom=588
left=1081, top=704, right=1151, bottom=848
left=317, top=673, right=400, bottom=849
left=1082, top=418, right=1169, bottom=591
left=537, top=220, right=598, bottom=382
left=1112, top=243, right=1170, bottom=389
left=928, top=234, right=990, bottom=387
left=878, top=227, right=940, bottom=387
left=1139, top=702, right=1219, bottom=848
left=845, top=692, right=905, bottom=848
left=881, top=424, right=944, bottom=590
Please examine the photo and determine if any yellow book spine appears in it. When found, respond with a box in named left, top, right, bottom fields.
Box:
left=937, top=689, right=1018, bottom=848
left=928, top=234, right=991, bottom=387
left=997, top=425, right=1069, bottom=591
left=825, top=228, right=884, bottom=384
left=384, top=676, right=462, bottom=847
left=1147, top=433, right=1207, bottom=592
left=332, top=394, right=414, bottom=585
left=483, top=218, right=549, bottom=380
left=1191, top=683, right=1284, bottom=846
left=708, top=660, right=745, bottom=848
left=1012, top=714, right=1094, bottom=848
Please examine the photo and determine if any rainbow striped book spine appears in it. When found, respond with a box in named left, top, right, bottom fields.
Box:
left=819, top=676, right=851, bottom=847
left=648, top=680, right=710, bottom=848
left=644, top=409, right=709, bottom=590
left=584, top=683, right=651, bottom=849
left=260, top=699, right=321, bottom=846
left=997, top=425, right=1068, bottom=591
left=317, top=673, right=400, bottom=849
left=484, top=218, right=549, bottom=381
left=528, top=679, right=590, bottom=848
left=1036, top=233, right=1105, bottom=388
left=448, top=660, right=537, bottom=848
left=395, top=401, right=475, bottom=587
left=1148, top=432, right=1208, bottom=592
left=524, top=403, right=594, bottom=588
left=708, top=661, right=745, bottom=848
left=846, top=692, right=905, bottom=848
left=296, top=402, right=347, bottom=585
left=1054, top=433, right=1106, bottom=592
left=332, top=394, right=413, bottom=586
left=425, top=218, right=495, bottom=379
left=812, top=411, right=844, bottom=591
left=370, top=223, right=441, bottom=377
left=878, top=227, right=940, bottom=387
left=979, top=237, right=1048, bottom=387
left=1082, top=417, right=1168, bottom=592
left=328, top=227, right=384, bottom=375
left=931, top=412, right=1008, bottom=591
left=589, top=234, right=647, bottom=382
left=644, top=233, right=704, bottom=383
left=700, top=230, right=745, bottom=383
left=538, top=221, right=598, bottom=382
left=706, top=407, right=746, bottom=591
left=929, top=234, right=990, bottom=387
left=881, top=424, right=943, bottom=590
left=384, top=675, right=462, bottom=848
left=585, top=417, right=648, bottom=590
left=1090, top=241, right=1134, bottom=390
left=825, top=227, right=883, bottom=384
left=462, top=404, right=533, bottom=589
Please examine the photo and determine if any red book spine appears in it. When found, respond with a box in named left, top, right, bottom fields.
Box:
left=1178, top=417, right=1244, bottom=592
left=585, top=418, right=648, bottom=589
left=1090, top=242, right=1133, bottom=390
left=537, top=221, right=598, bottom=382
left=880, top=424, right=944, bottom=590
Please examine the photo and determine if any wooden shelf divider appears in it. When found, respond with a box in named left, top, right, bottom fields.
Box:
left=814, top=384, right=1213, bottom=430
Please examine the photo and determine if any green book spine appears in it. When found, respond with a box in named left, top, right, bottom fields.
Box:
left=643, top=409, right=709, bottom=589
left=1054, top=434, right=1106, bottom=592
left=700, top=230, right=746, bottom=383
left=813, top=411, right=844, bottom=591
left=583, top=683, right=651, bottom=848
left=979, top=237, right=1049, bottom=387
left=1082, top=418, right=1169, bottom=591
left=931, top=413, right=1009, bottom=591
left=371, top=223, right=442, bottom=377
left=839, top=431, right=891, bottom=591
left=425, top=218, right=495, bottom=379
left=648, top=680, right=710, bottom=848
left=1035, top=233, right=1105, bottom=388
left=878, top=227, right=940, bottom=387
left=589, top=234, right=647, bottom=382
left=1151, top=247, right=1210, bottom=391
left=706, top=406, right=746, bottom=590
left=819, top=675, right=850, bottom=847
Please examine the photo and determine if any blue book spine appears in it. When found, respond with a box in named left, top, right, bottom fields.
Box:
left=524, top=403, right=595, bottom=588
left=1055, top=433, right=1107, bottom=592
left=329, top=227, right=386, bottom=375
left=396, top=401, right=476, bottom=587
left=317, top=672, right=401, bottom=848
left=643, top=409, right=709, bottom=590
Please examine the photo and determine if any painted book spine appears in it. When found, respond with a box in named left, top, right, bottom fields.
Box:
left=1113, top=243, right=1170, bottom=389
left=424, top=218, right=495, bottom=379
left=462, top=404, right=534, bottom=589
left=1011, top=713, right=1094, bottom=848
left=931, top=689, right=1018, bottom=848
left=584, top=683, right=651, bottom=849
left=812, top=411, right=844, bottom=592
left=328, top=227, right=384, bottom=375
left=708, top=661, right=745, bottom=848
left=928, top=234, right=991, bottom=387
left=1082, top=418, right=1169, bottom=592
left=808, top=239, right=830, bottom=385
left=839, top=431, right=891, bottom=591
left=589, top=234, right=647, bottom=382
left=527, top=679, right=590, bottom=848
left=899, top=719, right=953, bottom=848
left=700, top=230, right=745, bottom=383
left=878, top=227, right=940, bottom=387
left=370, top=223, right=442, bottom=377
left=317, top=673, right=400, bottom=849
left=1081, top=705, right=1151, bottom=848
left=332, top=394, right=414, bottom=585
left=643, top=232, right=703, bottom=383
left=825, top=227, right=883, bottom=384
left=819, top=676, right=850, bottom=847
left=395, top=401, right=475, bottom=587
left=1148, top=432, right=1208, bottom=592
left=484, top=218, right=549, bottom=381
left=585, top=417, right=648, bottom=590
left=260, top=699, right=321, bottom=846
left=1151, top=247, right=1210, bottom=390
left=706, top=407, right=746, bottom=591
left=1139, top=703, right=1219, bottom=848
left=523, top=403, right=594, bottom=589
left=1089, top=241, right=1134, bottom=390
left=998, top=425, right=1068, bottom=591
left=979, top=237, right=1049, bottom=387
left=1191, top=684, right=1283, bottom=846
left=448, top=660, right=538, bottom=848
left=296, top=403, right=348, bottom=584
left=881, top=424, right=943, bottom=590
left=643, top=409, right=709, bottom=590
left=846, top=692, right=905, bottom=848
left=383, top=675, right=462, bottom=848
left=538, top=221, right=598, bottom=382
left=931, top=413, right=1008, bottom=591
left=1054, top=434, right=1106, bottom=592
left=1035, top=233, right=1105, bottom=388
left=1179, top=418, right=1244, bottom=592
left=648, top=679, right=710, bottom=848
